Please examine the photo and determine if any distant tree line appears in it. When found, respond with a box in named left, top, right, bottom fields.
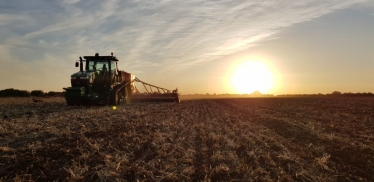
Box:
left=183, top=91, right=274, bottom=97
left=0, top=88, right=65, bottom=97
left=183, top=91, right=374, bottom=98
left=277, top=91, right=374, bottom=97
left=329, top=91, right=374, bottom=97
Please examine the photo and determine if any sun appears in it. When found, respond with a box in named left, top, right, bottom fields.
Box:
left=231, top=60, right=274, bottom=94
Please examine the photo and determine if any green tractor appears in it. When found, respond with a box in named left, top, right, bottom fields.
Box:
left=63, top=53, right=179, bottom=106
left=63, top=53, right=134, bottom=106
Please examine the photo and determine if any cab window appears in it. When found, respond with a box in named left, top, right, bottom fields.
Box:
left=110, top=62, right=115, bottom=71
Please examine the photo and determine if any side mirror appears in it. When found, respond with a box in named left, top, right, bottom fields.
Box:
left=75, top=61, right=79, bottom=67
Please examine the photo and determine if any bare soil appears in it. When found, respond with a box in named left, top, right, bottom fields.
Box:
left=1, top=97, right=373, bottom=181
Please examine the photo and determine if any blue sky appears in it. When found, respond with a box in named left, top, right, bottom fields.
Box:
left=0, top=0, right=373, bottom=94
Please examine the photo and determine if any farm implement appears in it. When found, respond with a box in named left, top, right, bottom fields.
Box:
left=63, top=53, right=179, bottom=106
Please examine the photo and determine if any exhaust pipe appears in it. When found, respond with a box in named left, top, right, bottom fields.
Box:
left=79, top=57, right=83, bottom=72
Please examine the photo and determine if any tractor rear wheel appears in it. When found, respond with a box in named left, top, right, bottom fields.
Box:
left=67, top=100, right=74, bottom=106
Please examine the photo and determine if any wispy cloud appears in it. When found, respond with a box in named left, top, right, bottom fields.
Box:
left=62, top=0, right=80, bottom=5
left=0, top=0, right=370, bottom=90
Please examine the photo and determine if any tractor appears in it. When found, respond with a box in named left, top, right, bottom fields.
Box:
left=63, top=53, right=179, bottom=106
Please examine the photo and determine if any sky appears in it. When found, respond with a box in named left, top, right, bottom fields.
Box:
left=0, top=0, right=373, bottom=95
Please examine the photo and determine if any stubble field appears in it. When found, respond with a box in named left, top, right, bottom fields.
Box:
left=1, top=97, right=373, bottom=181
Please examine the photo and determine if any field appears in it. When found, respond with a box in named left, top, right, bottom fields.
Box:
left=1, top=97, right=373, bottom=181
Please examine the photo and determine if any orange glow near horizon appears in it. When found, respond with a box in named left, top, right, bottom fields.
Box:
left=230, top=60, right=275, bottom=94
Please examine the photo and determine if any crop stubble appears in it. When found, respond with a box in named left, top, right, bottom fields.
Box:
left=0, top=97, right=373, bottom=181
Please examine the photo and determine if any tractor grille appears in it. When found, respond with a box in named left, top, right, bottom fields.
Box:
left=71, top=77, right=89, bottom=87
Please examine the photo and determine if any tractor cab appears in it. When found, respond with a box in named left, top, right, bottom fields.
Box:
left=83, top=53, right=118, bottom=77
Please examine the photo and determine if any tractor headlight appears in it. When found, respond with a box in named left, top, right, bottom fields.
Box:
left=71, top=77, right=76, bottom=79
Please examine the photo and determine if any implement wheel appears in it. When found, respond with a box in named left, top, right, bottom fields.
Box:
left=125, top=84, right=131, bottom=104
left=109, top=91, right=120, bottom=106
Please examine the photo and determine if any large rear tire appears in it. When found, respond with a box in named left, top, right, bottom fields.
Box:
left=67, top=100, right=74, bottom=106
left=67, top=100, right=83, bottom=106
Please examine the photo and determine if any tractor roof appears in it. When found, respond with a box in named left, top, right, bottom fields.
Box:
left=83, top=56, right=119, bottom=61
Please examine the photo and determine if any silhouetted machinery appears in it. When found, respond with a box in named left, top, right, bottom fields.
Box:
left=63, top=53, right=179, bottom=106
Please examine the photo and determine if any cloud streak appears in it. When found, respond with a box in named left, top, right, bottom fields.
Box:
left=0, top=0, right=370, bottom=91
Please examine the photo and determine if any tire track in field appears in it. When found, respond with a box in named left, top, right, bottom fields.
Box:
left=185, top=100, right=236, bottom=180
left=188, top=99, right=289, bottom=180
left=212, top=99, right=290, bottom=180
left=189, top=100, right=210, bottom=181
left=215, top=99, right=316, bottom=181
left=205, top=99, right=260, bottom=180
left=188, top=100, right=261, bottom=180
left=216, top=98, right=374, bottom=181
left=254, top=100, right=374, bottom=181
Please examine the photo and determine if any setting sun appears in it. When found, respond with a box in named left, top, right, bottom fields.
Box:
left=231, top=60, right=274, bottom=94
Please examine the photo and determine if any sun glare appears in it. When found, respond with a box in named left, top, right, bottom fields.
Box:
left=231, top=60, right=274, bottom=94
